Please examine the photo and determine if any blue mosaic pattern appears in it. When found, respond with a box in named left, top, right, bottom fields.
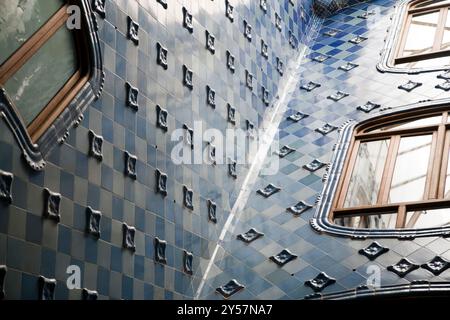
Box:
left=1, top=0, right=450, bottom=301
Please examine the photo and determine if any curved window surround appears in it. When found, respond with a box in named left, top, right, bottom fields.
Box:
left=311, top=99, right=450, bottom=238
left=378, top=0, right=450, bottom=73
left=0, top=0, right=103, bottom=170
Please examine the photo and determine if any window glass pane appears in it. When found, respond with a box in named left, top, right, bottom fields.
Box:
left=405, top=208, right=450, bottom=228
left=0, top=0, right=65, bottom=66
left=343, top=140, right=390, bottom=207
left=444, top=145, right=450, bottom=197
left=4, top=26, right=78, bottom=126
left=442, top=9, right=450, bottom=50
left=367, top=115, right=442, bottom=132
left=403, top=11, right=439, bottom=57
left=389, top=135, right=432, bottom=203
left=334, top=213, right=397, bottom=229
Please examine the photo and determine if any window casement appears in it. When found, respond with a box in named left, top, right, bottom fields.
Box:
left=0, top=0, right=103, bottom=170
left=378, top=0, right=450, bottom=73
left=331, top=110, right=450, bottom=231
left=0, top=0, right=89, bottom=142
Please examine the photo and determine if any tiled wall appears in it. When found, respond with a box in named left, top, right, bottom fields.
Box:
left=0, top=0, right=317, bottom=299
left=2, top=0, right=450, bottom=300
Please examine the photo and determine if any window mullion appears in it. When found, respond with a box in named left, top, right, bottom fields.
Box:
left=396, top=205, right=407, bottom=228
left=378, top=135, right=400, bottom=205
left=335, top=139, right=361, bottom=209
left=438, top=130, right=450, bottom=198
left=428, top=127, right=446, bottom=199
left=433, top=8, right=448, bottom=52
left=397, top=12, right=413, bottom=59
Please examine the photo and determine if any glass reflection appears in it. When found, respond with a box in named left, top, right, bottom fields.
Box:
left=389, top=135, right=432, bottom=203
left=0, top=0, right=65, bottom=66
left=403, top=11, right=439, bottom=57
left=442, top=11, right=450, bottom=50
left=334, top=213, right=397, bottom=229
left=343, top=140, right=389, bottom=207
left=405, top=208, right=450, bottom=228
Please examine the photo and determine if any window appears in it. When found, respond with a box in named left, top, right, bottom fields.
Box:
left=332, top=110, right=450, bottom=230
left=0, top=0, right=89, bottom=142
left=378, top=0, right=450, bottom=72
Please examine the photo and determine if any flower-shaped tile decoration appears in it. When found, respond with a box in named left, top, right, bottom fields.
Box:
left=245, top=70, right=254, bottom=90
left=257, top=183, right=281, bottom=198
left=339, top=62, right=358, bottom=72
left=122, top=223, right=136, bottom=252
left=86, top=206, right=102, bottom=238
left=205, top=30, right=215, bottom=54
left=287, top=201, right=313, bottom=216
left=0, top=265, right=6, bottom=300
left=226, top=50, right=235, bottom=73
left=157, top=0, right=167, bottom=9
left=183, top=186, right=194, bottom=210
left=82, top=288, right=98, bottom=300
left=327, top=91, right=349, bottom=101
left=315, top=123, right=337, bottom=135
left=124, top=151, right=137, bottom=179
left=157, top=105, right=168, bottom=131
left=208, top=143, right=216, bottom=165
left=438, top=70, right=450, bottom=80
left=358, top=241, right=389, bottom=260
left=92, top=0, right=106, bottom=18
left=305, top=272, right=336, bottom=292
left=156, top=169, right=168, bottom=196
left=303, top=159, right=326, bottom=172
left=262, top=86, right=270, bottom=106
left=312, top=54, right=330, bottom=63
left=421, top=256, right=450, bottom=276
left=436, top=80, right=450, bottom=91
left=88, top=130, right=103, bottom=161
left=126, top=82, right=139, bottom=111
left=398, top=80, right=422, bottom=92
left=323, top=29, right=339, bottom=37
left=244, top=20, right=252, bottom=41
left=357, top=101, right=381, bottom=113
left=44, top=188, right=61, bottom=223
left=127, top=16, right=139, bottom=45
left=182, top=7, right=193, bottom=33
left=260, top=0, right=268, bottom=13
left=247, top=120, right=256, bottom=138
left=0, top=170, right=13, bottom=204
left=237, top=228, right=264, bottom=243
left=183, top=124, right=194, bottom=148
left=270, top=249, right=298, bottom=266
left=349, top=35, right=367, bottom=44
left=39, top=276, right=56, bottom=300
left=358, top=10, right=376, bottom=19
left=225, top=0, right=234, bottom=22
left=208, top=199, right=217, bottom=223
left=288, top=112, right=309, bottom=122
left=300, top=81, right=321, bottom=92
left=227, top=104, right=236, bottom=124
left=275, top=13, right=282, bottom=31
left=156, top=42, right=168, bottom=70
left=229, top=160, right=237, bottom=179
left=289, top=30, right=297, bottom=49
left=276, top=57, right=284, bottom=76
left=261, top=39, right=269, bottom=59
left=387, top=258, right=419, bottom=277
left=277, top=145, right=295, bottom=158
left=206, top=85, right=216, bottom=108
left=154, top=237, right=167, bottom=264
left=183, top=65, right=193, bottom=90
left=216, top=279, right=245, bottom=298
left=183, top=250, right=194, bottom=275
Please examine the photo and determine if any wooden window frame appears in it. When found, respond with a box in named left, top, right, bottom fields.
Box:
left=394, top=0, right=450, bottom=65
left=331, top=109, right=450, bottom=229
left=0, top=2, right=90, bottom=142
